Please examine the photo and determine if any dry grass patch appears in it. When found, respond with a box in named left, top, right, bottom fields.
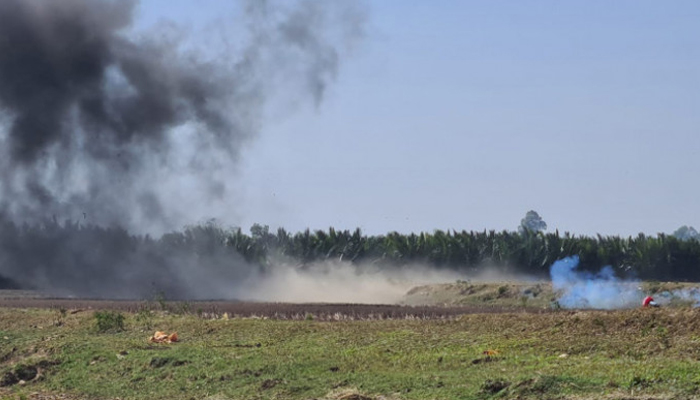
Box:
left=2, top=307, right=700, bottom=399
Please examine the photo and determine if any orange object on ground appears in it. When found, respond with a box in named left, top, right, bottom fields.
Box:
left=149, top=331, right=179, bottom=343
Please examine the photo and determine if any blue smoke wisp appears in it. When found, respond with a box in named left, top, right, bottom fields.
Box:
left=550, top=256, right=642, bottom=309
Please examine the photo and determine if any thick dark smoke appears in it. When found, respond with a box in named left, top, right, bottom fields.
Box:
left=0, top=0, right=364, bottom=230
left=0, top=0, right=366, bottom=298
left=0, top=219, right=252, bottom=299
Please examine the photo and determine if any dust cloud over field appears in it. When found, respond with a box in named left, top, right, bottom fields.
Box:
left=238, top=260, right=465, bottom=304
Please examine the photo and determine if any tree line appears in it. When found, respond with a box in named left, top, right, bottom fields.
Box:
left=3, top=214, right=699, bottom=287
left=232, top=223, right=700, bottom=281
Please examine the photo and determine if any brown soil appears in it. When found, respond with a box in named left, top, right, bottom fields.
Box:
left=0, top=297, right=550, bottom=320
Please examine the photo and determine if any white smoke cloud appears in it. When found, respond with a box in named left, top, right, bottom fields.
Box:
left=550, top=256, right=700, bottom=309
left=550, top=256, right=643, bottom=309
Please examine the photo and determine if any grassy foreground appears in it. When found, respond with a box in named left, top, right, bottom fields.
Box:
left=2, top=307, right=700, bottom=400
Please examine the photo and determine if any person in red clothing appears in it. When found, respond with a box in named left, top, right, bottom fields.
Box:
left=642, top=296, right=658, bottom=307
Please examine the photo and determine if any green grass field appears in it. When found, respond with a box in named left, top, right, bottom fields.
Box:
left=2, top=305, right=700, bottom=400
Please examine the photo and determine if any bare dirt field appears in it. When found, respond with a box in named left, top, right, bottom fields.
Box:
left=0, top=295, right=548, bottom=320
left=0, top=285, right=560, bottom=321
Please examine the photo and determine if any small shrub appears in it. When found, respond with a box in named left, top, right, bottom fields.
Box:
left=629, top=375, right=652, bottom=389
left=135, top=308, right=153, bottom=330
left=305, top=313, right=314, bottom=321
left=0, top=371, right=19, bottom=387
left=53, top=306, right=67, bottom=326
left=592, top=317, right=606, bottom=333
left=481, top=379, right=510, bottom=394
left=155, top=291, right=168, bottom=311
left=498, top=285, right=508, bottom=296
left=94, top=311, right=125, bottom=333
left=520, top=296, right=529, bottom=307
left=14, top=364, right=38, bottom=381
left=174, top=302, right=191, bottom=315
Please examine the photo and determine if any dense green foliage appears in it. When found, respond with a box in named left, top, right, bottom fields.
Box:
left=1, top=217, right=700, bottom=286
left=229, top=224, right=700, bottom=281
left=93, top=311, right=126, bottom=333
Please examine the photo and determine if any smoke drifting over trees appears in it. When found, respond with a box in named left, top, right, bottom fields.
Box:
left=2, top=2, right=698, bottom=302
left=0, top=0, right=365, bottom=232
left=0, top=0, right=375, bottom=299
left=673, top=226, right=699, bottom=241
left=519, top=210, right=547, bottom=234
left=3, top=217, right=700, bottom=299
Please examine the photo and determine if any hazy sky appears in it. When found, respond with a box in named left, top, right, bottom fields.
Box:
left=136, top=1, right=700, bottom=237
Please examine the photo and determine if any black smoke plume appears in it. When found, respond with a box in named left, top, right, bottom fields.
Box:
left=0, top=0, right=366, bottom=298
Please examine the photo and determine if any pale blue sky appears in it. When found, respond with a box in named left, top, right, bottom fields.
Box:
left=136, top=1, right=700, bottom=237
